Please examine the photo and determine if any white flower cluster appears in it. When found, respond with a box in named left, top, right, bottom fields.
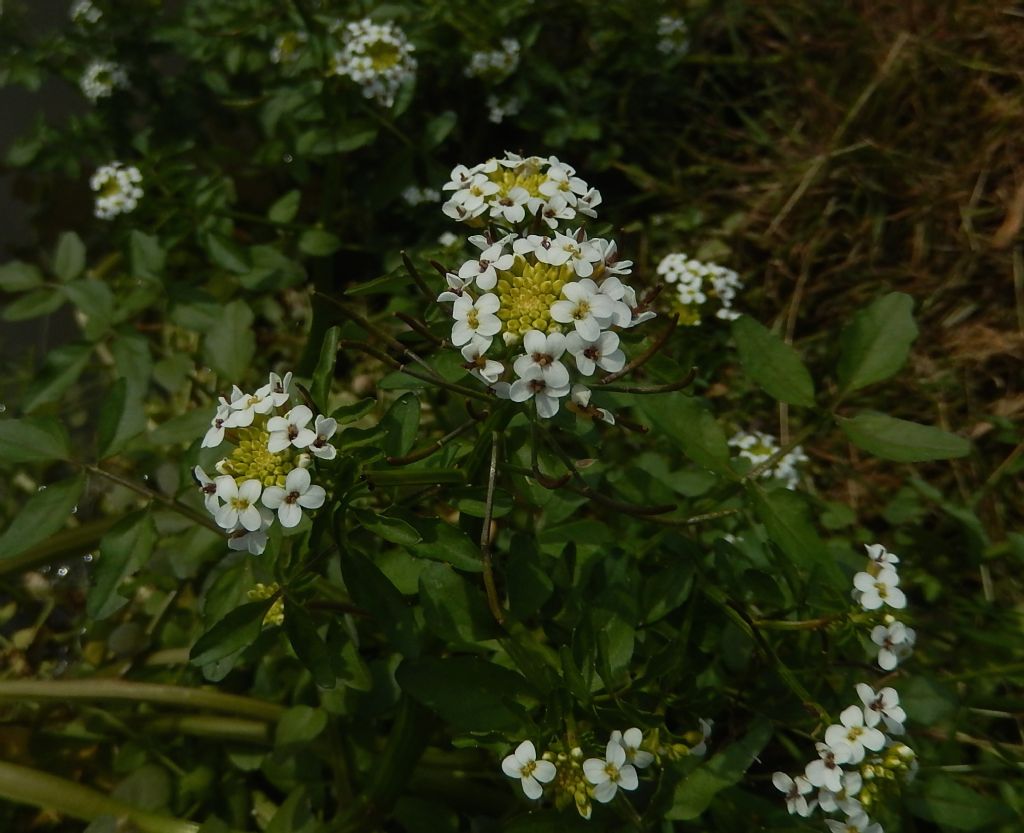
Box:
left=196, top=372, right=336, bottom=555
left=330, top=18, right=416, bottom=108
left=487, top=93, right=522, bottom=125
left=728, top=430, right=807, bottom=489
left=501, top=722, right=707, bottom=820
left=437, top=152, right=655, bottom=422
left=271, top=30, right=308, bottom=65
left=657, top=252, right=743, bottom=325
left=657, top=15, right=690, bottom=56
left=773, top=686, right=915, bottom=833
left=465, top=38, right=520, bottom=80
left=402, top=185, right=440, bottom=206
left=90, top=162, right=143, bottom=220
left=70, top=0, right=101, bottom=24
left=855, top=544, right=916, bottom=670
left=80, top=59, right=128, bottom=101
left=774, top=543, right=918, bottom=832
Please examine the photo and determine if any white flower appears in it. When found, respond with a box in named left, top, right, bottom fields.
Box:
left=690, top=718, right=713, bottom=756
left=513, top=331, right=571, bottom=388
left=330, top=18, right=417, bottom=108
left=193, top=466, right=221, bottom=513
left=565, top=331, right=625, bottom=376
left=620, top=285, right=657, bottom=328
left=451, top=293, right=501, bottom=346
left=227, top=506, right=274, bottom=555
left=805, top=741, right=852, bottom=792
left=80, top=60, right=128, bottom=101
left=577, top=188, right=603, bottom=219
left=266, top=405, right=316, bottom=453
left=457, top=241, right=515, bottom=291
left=856, top=684, right=906, bottom=733
left=461, top=342, right=504, bottom=385
left=825, top=814, right=883, bottom=833
left=824, top=705, right=886, bottom=764
left=213, top=477, right=264, bottom=532
left=612, top=728, right=654, bottom=769
left=539, top=194, right=576, bottom=229
left=500, top=740, right=556, bottom=800
left=657, top=15, right=690, bottom=57
left=487, top=94, right=522, bottom=125
left=90, top=161, right=144, bottom=220
left=853, top=567, right=906, bottom=610
left=437, top=272, right=472, bottom=303
left=539, top=163, right=589, bottom=206
left=865, top=543, right=899, bottom=569
left=267, top=371, right=292, bottom=407
left=550, top=279, right=614, bottom=341
left=772, top=772, right=815, bottom=817
left=438, top=231, right=459, bottom=247
left=569, top=384, right=615, bottom=425
left=270, top=30, right=308, bottom=64
left=583, top=739, right=639, bottom=803
left=466, top=39, right=520, bottom=80
left=309, top=415, right=338, bottom=461
left=202, top=400, right=232, bottom=448
left=226, top=386, right=275, bottom=428
left=70, top=0, right=102, bottom=24
left=261, top=467, right=326, bottom=528
left=510, top=365, right=570, bottom=419
left=488, top=185, right=531, bottom=224
left=871, top=621, right=916, bottom=670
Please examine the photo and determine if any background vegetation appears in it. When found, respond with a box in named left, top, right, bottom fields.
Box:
left=0, top=1, right=1021, bottom=832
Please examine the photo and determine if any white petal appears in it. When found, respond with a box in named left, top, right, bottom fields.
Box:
left=549, top=300, right=576, bottom=323
left=238, top=480, right=263, bottom=503
left=592, top=780, right=617, bottom=803
left=533, top=760, right=557, bottom=783
left=239, top=504, right=263, bottom=532
left=522, top=330, right=546, bottom=355
left=514, top=740, right=537, bottom=766
left=267, top=433, right=292, bottom=453
left=521, top=775, right=543, bottom=800
left=501, top=755, right=522, bottom=779
left=582, top=758, right=608, bottom=784
left=285, top=466, right=311, bottom=493
left=279, top=501, right=302, bottom=528
left=617, top=764, right=638, bottom=791
left=262, top=486, right=286, bottom=509
left=772, top=772, right=794, bottom=793
left=298, top=485, right=326, bottom=509
left=214, top=476, right=238, bottom=499
left=214, top=505, right=238, bottom=530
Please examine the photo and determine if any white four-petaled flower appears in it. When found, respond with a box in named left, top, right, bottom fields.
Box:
left=550, top=279, right=614, bottom=341
left=856, top=683, right=907, bottom=734
left=611, top=728, right=654, bottom=769
left=772, top=772, right=815, bottom=817
left=871, top=620, right=916, bottom=670
left=213, top=477, right=264, bottom=532
left=310, top=415, right=338, bottom=460
left=824, top=705, right=885, bottom=764
left=267, top=405, right=316, bottom=453
left=854, top=567, right=906, bottom=610
left=451, top=293, right=501, bottom=347
left=500, top=740, right=556, bottom=800
left=262, top=467, right=327, bottom=528
left=583, top=739, right=639, bottom=804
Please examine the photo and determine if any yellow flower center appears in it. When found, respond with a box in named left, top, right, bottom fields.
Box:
left=218, top=426, right=297, bottom=487
left=520, top=760, right=536, bottom=778
left=487, top=162, right=547, bottom=200
left=495, top=256, right=571, bottom=339
left=604, top=762, right=620, bottom=780
left=366, top=40, right=401, bottom=71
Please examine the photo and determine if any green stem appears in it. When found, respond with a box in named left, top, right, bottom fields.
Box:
left=0, top=679, right=284, bottom=722
left=362, top=468, right=466, bottom=486
left=145, top=715, right=273, bottom=744
left=0, top=760, right=202, bottom=833
left=82, top=464, right=222, bottom=533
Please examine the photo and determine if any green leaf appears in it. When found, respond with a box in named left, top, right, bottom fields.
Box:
left=129, top=231, right=166, bottom=280
left=907, top=775, right=1016, bottom=830
left=268, top=189, right=301, bottom=224
left=97, top=377, right=146, bottom=459
left=353, top=508, right=422, bottom=546
left=666, top=719, right=773, bottom=820
left=285, top=603, right=337, bottom=689
left=202, top=232, right=251, bottom=274
left=189, top=600, right=269, bottom=667
left=62, top=279, right=114, bottom=339
left=424, top=110, right=457, bottom=149
left=275, top=705, right=327, bottom=746
left=340, top=550, right=419, bottom=656
left=311, top=325, right=340, bottom=409
left=330, top=398, right=376, bottom=425
left=53, top=231, right=86, bottom=282
left=0, top=417, right=72, bottom=463
left=748, top=485, right=839, bottom=585
left=381, top=393, right=420, bottom=457
left=203, top=299, right=255, bottom=380
left=0, top=474, right=86, bottom=561
left=0, top=260, right=43, bottom=291
left=640, top=396, right=733, bottom=475
left=88, top=511, right=157, bottom=619
left=836, top=292, right=918, bottom=393
left=396, top=656, right=531, bottom=733
left=2, top=287, right=64, bottom=321
left=298, top=229, right=342, bottom=257
left=418, top=562, right=498, bottom=643
left=837, top=411, right=970, bottom=461
left=20, top=343, right=93, bottom=413
left=402, top=515, right=482, bottom=572
left=732, top=316, right=815, bottom=407
left=335, top=128, right=378, bottom=152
